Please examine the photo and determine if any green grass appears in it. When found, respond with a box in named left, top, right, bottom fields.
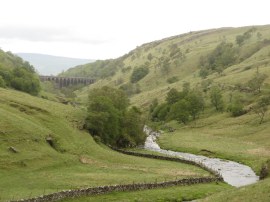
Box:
left=71, top=25, right=270, bottom=108
left=158, top=110, right=270, bottom=173
left=60, top=182, right=231, bottom=202
left=200, top=178, right=270, bottom=202
left=0, top=88, right=210, bottom=201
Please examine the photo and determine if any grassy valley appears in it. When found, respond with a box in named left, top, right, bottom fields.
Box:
left=0, top=88, right=216, bottom=201
left=1, top=24, right=270, bottom=201
left=57, top=25, right=270, bottom=201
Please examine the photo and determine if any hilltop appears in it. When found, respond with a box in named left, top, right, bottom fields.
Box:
left=60, top=25, right=270, bottom=107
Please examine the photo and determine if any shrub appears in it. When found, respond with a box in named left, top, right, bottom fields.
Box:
left=0, top=75, right=6, bottom=87
left=130, top=66, right=149, bottom=83
left=166, top=76, right=179, bottom=84
left=227, top=102, right=246, bottom=117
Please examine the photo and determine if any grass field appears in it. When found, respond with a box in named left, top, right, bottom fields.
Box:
left=0, top=88, right=211, bottom=201
left=60, top=182, right=231, bottom=202
left=200, top=178, right=270, bottom=202
left=2, top=25, right=270, bottom=201
left=158, top=110, right=270, bottom=173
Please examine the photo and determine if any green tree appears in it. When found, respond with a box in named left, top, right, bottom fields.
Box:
left=247, top=73, right=267, bottom=94
left=227, top=99, right=246, bottom=117
left=236, top=35, right=245, bottom=46
left=210, top=86, right=225, bottom=111
left=86, top=96, right=120, bottom=145
left=208, top=42, right=236, bottom=72
left=147, top=53, right=153, bottom=61
left=253, top=96, right=270, bottom=124
left=186, top=91, right=205, bottom=120
left=130, top=66, right=149, bottom=83
left=169, top=99, right=190, bottom=124
left=11, top=67, right=41, bottom=95
left=160, top=58, right=171, bottom=75
left=0, top=75, right=6, bottom=87
left=166, top=88, right=180, bottom=105
left=86, top=87, right=145, bottom=147
left=151, top=103, right=169, bottom=121
left=120, top=107, right=145, bottom=147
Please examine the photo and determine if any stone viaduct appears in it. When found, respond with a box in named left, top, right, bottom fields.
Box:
left=39, top=76, right=95, bottom=88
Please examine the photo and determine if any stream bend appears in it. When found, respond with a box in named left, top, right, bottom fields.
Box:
left=143, top=126, right=259, bottom=187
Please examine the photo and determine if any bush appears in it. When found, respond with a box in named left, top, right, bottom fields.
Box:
left=11, top=67, right=41, bottom=95
left=227, top=102, right=246, bottom=117
left=119, top=83, right=141, bottom=96
left=0, top=75, right=6, bottom=87
left=130, top=66, right=149, bottom=83
left=166, top=76, right=179, bottom=84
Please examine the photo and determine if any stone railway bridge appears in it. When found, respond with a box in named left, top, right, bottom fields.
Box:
left=39, top=75, right=95, bottom=88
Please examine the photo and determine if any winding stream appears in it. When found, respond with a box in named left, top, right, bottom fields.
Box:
left=143, top=126, right=259, bottom=187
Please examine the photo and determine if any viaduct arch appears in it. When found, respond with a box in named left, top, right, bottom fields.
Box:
left=39, top=76, right=95, bottom=88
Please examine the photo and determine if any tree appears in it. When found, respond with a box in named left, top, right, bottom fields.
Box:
left=208, top=42, right=236, bottom=72
left=0, top=75, right=6, bottom=87
left=86, top=96, right=120, bottom=145
left=236, top=35, right=245, bottom=46
left=166, top=88, right=180, bottom=105
left=210, top=86, right=225, bottom=111
left=247, top=73, right=267, bottom=94
left=186, top=91, right=205, bottom=120
left=86, top=87, right=145, bottom=147
left=227, top=99, right=246, bottom=117
left=160, top=58, right=171, bottom=75
left=151, top=103, right=169, bottom=121
left=11, top=67, right=41, bottom=95
left=182, top=82, right=190, bottom=94
left=253, top=96, right=270, bottom=124
left=130, top=66, right=149, bottom=83
left=169, top=100, right=190, bottom=124
left=147, top=53, right=153, bottom=61
left=120, top=107, right=145, bottom=147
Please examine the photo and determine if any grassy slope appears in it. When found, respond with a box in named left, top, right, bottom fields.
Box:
left=68, top=25, right=270, bottom=173
left=61, top=182, right=231, bottom=202
left=200, top=178, right=270, bottom=202
left=69, top=25, right=270, bottom=106
left=61, top=25, right=270, bottom=201
left=0, top=88, right=210, bottom=201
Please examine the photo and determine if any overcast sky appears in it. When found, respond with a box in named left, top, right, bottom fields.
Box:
left=0, top=0, right=269, bottom=59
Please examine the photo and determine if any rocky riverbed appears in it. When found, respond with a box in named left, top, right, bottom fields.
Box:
left=143, top=126, right=259, bottom=187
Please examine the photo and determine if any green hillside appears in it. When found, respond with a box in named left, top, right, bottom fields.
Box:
left=0, top=88, right=214, bottom=201
left=60, top=25, right=270, bottom=106
left=0, top=49, right=41, bottom=95
left=59, top=25, right=270, bottom=201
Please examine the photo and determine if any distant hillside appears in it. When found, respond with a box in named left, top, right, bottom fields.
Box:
left=16, top=53, right=95, bottom=75
left=60, top=25, right=270, bottom=107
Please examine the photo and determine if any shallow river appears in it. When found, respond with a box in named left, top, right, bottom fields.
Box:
left=143, top=126, right=259, bottom=187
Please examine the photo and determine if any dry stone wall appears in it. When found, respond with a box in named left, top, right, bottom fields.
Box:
left=10, top=177, right=221, bottom=202
left=10, top=149, right=223, bottom=202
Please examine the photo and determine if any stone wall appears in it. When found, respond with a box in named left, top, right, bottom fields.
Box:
left=10, top=177, right=221, bottom=202
left=10, top=149, right=223, bottom=202
left=113, top=148, right=223, bottom=179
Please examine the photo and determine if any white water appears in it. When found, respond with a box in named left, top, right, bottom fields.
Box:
left=143, top=126, right=259, bottom=187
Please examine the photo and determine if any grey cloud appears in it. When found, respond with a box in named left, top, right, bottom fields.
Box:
left=0, top=25, right=108, bottom=45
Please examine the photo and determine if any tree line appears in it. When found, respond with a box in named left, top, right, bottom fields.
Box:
left=0, top=50, right=41, bottom=95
